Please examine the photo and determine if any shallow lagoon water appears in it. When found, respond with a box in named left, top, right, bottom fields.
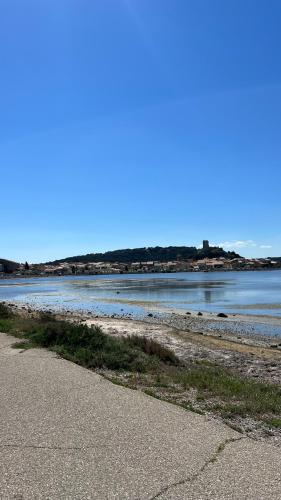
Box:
left=1, top=270, right=281, bottom=320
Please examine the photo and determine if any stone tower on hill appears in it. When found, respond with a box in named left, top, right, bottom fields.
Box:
left=203, top=240, right=209, bottom=251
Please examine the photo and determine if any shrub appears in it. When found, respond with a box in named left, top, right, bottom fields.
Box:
left=0, top=303, right=12, bottom=319
left=124, top=335, right=179, bottom=365
left=22, top=320, right=151, bottom=372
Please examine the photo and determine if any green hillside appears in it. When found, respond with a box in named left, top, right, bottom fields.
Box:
left=46, top=245, right=240, bottom=265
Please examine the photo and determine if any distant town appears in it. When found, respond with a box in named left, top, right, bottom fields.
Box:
left=1, top=241, right=281, bottom=277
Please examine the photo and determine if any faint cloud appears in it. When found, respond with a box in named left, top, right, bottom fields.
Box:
left=209, top=240, right=272, bottom=251
left=215, top=240, right=257, bottom=249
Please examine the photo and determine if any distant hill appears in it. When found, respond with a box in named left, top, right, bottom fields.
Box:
left=0, top=258, right=20, bottom=273
left=46, top=246, right=240, bottom=265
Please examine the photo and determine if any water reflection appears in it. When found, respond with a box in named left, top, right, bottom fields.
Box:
left=204, top=290, right=212, bottom=303
left=0, top=271, right=281, bottom=318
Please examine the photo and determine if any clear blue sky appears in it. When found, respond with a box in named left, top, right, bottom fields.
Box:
left=1, top=0, right=281, bottom=263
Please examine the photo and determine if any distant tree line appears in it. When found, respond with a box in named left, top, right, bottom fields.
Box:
left=46, top=246, right=240, bottom=265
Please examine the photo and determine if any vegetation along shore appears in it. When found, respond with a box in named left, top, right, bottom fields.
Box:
left=1, top=301, right=281, bottom=442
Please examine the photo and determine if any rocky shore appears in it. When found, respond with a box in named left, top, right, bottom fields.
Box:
left=6, top=302, right=281, bottom=387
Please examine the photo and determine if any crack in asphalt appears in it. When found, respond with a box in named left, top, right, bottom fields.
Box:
left=148, top=435, right=246, bottom=499
left=0, top=444, right=95, bottom=452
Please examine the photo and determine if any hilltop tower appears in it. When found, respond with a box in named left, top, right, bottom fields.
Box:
left=203, top=240, right=209, bottom=251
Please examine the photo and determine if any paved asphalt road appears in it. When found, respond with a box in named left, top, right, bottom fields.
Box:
left=0, top=332, right=280, bottom=499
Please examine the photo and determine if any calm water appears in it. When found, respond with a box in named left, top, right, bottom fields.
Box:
left=1, top=270, right=281, bottom=318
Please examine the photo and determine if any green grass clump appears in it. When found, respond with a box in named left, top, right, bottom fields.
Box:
left=266, top=418, right=281, bottom=429
left=0, top=318, right=14, bottom=332
left=172, top=364, right=281, bottom=417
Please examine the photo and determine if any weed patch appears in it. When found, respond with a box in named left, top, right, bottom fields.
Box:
left=124, top=335, right=179, bottom=365
left=0, top=302, right=13, bottom=319
left=266, top=418, right=281, bottom=428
